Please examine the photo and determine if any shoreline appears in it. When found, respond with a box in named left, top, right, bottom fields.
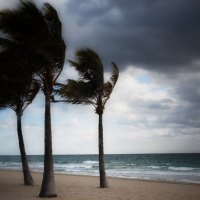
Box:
left=54, top=172, right=200, bottom=186
left=0, top=168, right=200, bottom=186
left=0, top=170, right=200, bottom=200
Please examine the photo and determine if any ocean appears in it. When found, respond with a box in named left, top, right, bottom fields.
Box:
left=0, top=154, right=200, bottom=184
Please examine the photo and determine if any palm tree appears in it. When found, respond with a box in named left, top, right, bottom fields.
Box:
left=0, top=1, right=66, bottom=197
left=0, top=36, right=38, bottom=186
left=55, top=49, right=119, bottom=188
left=34, top=4, right=66, bottom=198
left=0, top=77, right=40, bottom=186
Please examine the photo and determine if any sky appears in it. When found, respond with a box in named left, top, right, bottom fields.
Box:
left=0, top=0, right=200, bottom=155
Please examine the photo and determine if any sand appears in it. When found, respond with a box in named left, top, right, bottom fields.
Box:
left=0, top=170, right=200, bottom=200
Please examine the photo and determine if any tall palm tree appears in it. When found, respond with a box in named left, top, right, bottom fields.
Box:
left=0, top=36, right=38, bottom=186
left=0, top=1, right=66, bottom=197
left=34, top=4, right=66, bottom=198
left=55, top=49, right=119, bottom=188
left=0, top=77, right=40, bottom=186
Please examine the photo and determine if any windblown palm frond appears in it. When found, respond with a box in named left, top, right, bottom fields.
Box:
left=43, top=3, right=61, bottom=38
left=22, top=80, right=40, bottom=111
left=56, top=80, right=95, bottom=104
left=0, top=1, right=50, bottom=77
left=69, top=49, right=103, bottom=86
left=56, top=48, right=119, bottom=112
left=0, top=75, right=40, bottom=112
left=0, top=1, right=46, bottom=45
left=110, top=62, right=119, bottom=86
left=102, top=62, right=119, bottom=100
left=38, top=3, right=66, bottom=86
left=0, top=44, right=48, bottom=80
left=0, top=0, right=65, bottom=74
left=0, top=37, right=15, bottom=50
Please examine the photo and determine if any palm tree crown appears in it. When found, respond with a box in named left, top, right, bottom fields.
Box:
left=57, top=49, right=119, bottom=114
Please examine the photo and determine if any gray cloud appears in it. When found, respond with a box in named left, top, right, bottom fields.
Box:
left=150, top=72, right=200, bottom=130
left=61, top=0, right=200, bottom=73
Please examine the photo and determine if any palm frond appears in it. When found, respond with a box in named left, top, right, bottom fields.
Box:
left=0, top=75, right=40, bottom=112
left=43, top=3, right=61, bottom=38
left=103, top=62, right=119, bottom=97
left=102, top=62, right=119, bottom=106
left=56, top=79, right=95, bottom=105
left=57, top=48, right=119, bottom=113
left=110, top=62, right=119, bottom=87
left=41, top=3, right=66, bottom=84
left=0, top=37, right=15, bottom=49
left=0, top=43, right=47, bottom=80
left=24, top=80, right=40, bottom=103
left=70, top=49, right=103, bottom=85
left=102, top=81, right=113, bottom=98
left=22, top=80, right=40, bottom=110
left=0, top=0, right=46, bottom=43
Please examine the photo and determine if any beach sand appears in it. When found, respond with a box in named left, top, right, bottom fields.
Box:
left=0, top=170, right=200, bottom=200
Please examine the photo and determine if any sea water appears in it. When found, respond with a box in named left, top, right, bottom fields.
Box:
left=0, top=154, right=200, bottom=184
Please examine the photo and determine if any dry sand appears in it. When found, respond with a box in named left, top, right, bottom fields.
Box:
left=0, top=170, right=200, bottom=200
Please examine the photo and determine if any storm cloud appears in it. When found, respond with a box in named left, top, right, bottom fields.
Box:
left=60, top=0, right=200, bottom=73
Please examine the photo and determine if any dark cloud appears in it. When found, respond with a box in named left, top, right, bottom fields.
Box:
left=2, top=0, right=199, bottom=72
left=62, top=0, right=200, bottom=73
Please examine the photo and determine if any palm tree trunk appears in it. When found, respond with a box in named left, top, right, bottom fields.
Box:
left=98, top=113, right=109, bottom=188
left=39, top=94, right=57, bottom=197
left=16, top=110, right=34, bottom=186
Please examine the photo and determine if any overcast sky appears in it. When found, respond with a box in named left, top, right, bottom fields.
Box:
left=0, top=0, right=200, bottom=155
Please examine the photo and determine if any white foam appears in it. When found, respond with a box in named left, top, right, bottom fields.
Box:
left=82, top=161, right=99, bottom=165
left=148, top=165, right=162, bottom=169
left=168, top=167, right=198, bottom=171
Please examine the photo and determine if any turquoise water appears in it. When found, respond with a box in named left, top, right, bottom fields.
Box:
left=0, top=154, right=200, bottom=183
